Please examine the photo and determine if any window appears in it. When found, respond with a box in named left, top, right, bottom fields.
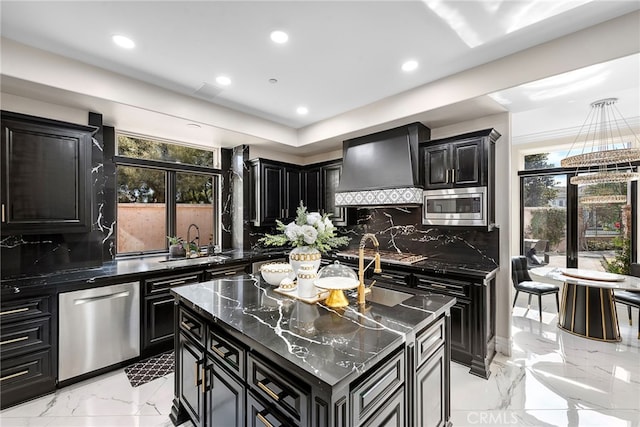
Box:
left=115, top=134, right=220, bottom=255
left=520, top=153, right=635, bottom=273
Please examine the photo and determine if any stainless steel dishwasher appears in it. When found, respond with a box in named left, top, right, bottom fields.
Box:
left=59, top=281, right=140, bottom=381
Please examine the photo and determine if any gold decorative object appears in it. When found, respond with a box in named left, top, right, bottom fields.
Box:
left=561, top=98, right=640, bottom=186
left=580, top=195, right=627, bottom=204
left=315, top=261, right=359, bottom=308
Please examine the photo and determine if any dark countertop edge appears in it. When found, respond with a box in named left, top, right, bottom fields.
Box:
left=171, top=280, right=455, bottom=388
left=1, top=249, right=288, bottom=296
left=328, top=253, right=499, bottom=281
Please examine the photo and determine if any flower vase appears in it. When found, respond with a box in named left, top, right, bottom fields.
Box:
left=289, top=246, right=321, bottom=275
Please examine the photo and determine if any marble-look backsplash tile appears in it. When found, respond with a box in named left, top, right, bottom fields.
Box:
left=249, top=206, right=499, bottom=267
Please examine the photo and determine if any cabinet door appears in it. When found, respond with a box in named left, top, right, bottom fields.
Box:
left=1, top=114, right=94, bottom=234
left=452, top=139, right=482, bottom=186
left=362, top=387, right=405, bottom=427
left=303, top=168, right=321, bottom=213
left=284, top=168, right=302, bottom=220
left=207, top=357, right=244, bottom=427
left=415, top=346, right=446, bottom=427
left=322, top=163, right=347, bottom=225
left=449, top=298, right=472, bottom=364
left=178, top=334, right=204, bottom=426
left=144, top=294, right=175, bottom=349
left=261, top=164, right=284, bottom=225
left=422, top=144, right=450, bottom=189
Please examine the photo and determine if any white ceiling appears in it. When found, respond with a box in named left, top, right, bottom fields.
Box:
left=1, top=0, right=639, bottom=147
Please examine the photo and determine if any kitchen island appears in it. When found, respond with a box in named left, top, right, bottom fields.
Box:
left=170, top=274, right=455, bottom=427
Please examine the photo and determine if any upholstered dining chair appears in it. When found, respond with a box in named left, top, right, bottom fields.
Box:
left=614, top=263, right=640, bottom=339
left=511, top=256, right=560, bottom=321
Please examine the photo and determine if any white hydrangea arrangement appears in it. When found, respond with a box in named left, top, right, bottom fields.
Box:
left=258, top=202, right=350, bottom=253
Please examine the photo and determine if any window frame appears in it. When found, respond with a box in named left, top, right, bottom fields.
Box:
left=519, top=164, right=638, bottom=268
left=114, top=152, right=222, bottom=257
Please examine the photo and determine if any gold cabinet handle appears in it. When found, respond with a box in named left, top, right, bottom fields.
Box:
left=0, top=307, right=29, bottom=316
left=257, top=412, right=274, bottom=427
left=211, top=346, right=225, bottom=358
left=201, top=366, right=206, bottom=393
left=181, top=320, right=196, bottom=331
left=257, top=380, right=280, bottom=401
left=0, top=336, right=29, bottom=346
left=1, top=204, right=5, bottom=223
left=1, top=370, right=28, bottom=381
left=451, top=169, right=456, bottom=183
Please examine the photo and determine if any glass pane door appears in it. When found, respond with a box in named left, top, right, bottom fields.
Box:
left=522, top=174, right=567, bottom=268
left=577, top=182, right=629, bottom=272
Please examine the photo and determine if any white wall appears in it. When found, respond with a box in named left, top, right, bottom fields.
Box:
left=432, top=112, right=513, bottom=356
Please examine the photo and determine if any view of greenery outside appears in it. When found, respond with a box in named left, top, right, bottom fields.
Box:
left=116, top=135, right=218, bottom=254
left=118, top=135, right=214, bottom=166
left=522, top=152, right=631, bottom=272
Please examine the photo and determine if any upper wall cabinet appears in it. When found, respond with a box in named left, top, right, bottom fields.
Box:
left=420, top=129, right=500, bottom=190
left=249, top=159, right=302, bottom=226
left=1, top=111, right=97, bottom=235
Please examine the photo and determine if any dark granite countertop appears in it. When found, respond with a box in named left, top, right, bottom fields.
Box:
left=328, top=252, right=499, bottom=281
left=0, top=249, right=286, bottom=295
left=172, top=275, right=456, bottom=388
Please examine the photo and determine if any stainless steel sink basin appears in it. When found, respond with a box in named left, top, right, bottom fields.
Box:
left=366, top=286, right=413, bottom=307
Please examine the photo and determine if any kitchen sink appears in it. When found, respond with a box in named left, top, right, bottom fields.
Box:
left=365, top=286, right=413, bottom=307
left=159, top=255, right=229, bottom=263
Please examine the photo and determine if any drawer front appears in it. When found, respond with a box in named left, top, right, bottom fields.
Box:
left=0, top=349, right=54, bottom=408
left=0, top=296, right=50, bottom=322
left=205, top=265, right=248, bottom=280
left=374, top=271, right=408, bottom=287
left=351, top=349, right=404, bottom=425
left=209, top=328, right=245, bottom=378
left=416, top=316, right=445, bottom=366
left=247, top=391, right=297, bottom=427
left=248, top=353, right=309, bottom=424
left=145, top=272, right=201, bottom=295
left=0, top=317, right=50, bottom=359
left=416, top=276, right=471, bottom=298
left=178, top=307, right=205, bottom=345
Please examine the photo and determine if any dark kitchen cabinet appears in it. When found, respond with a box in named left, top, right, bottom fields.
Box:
left=321, top=161, right=349, bottom=226
left=1, top=111, right=96, bottom=235
left=420, top=128, right=500, bottom=190
left=250, top=159, right=302, bottom=226
left=303, top=168, right=321, bottom=213
left=414, top=273, right=495, bottom=379
left=143, top=271, right=202, bottom=356
left=0, top=294, right=56, bottom=409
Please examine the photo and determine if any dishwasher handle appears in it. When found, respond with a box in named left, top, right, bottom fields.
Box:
left=74, top=291, right=131, bottom=305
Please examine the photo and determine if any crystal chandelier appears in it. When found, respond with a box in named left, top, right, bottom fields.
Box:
left=561, top=98, right=640, bottom=185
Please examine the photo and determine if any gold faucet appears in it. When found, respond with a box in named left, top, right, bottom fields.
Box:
left=358, top=233, right=382, bottom=305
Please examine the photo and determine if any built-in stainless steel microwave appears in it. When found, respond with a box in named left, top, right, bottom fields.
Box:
left=422, top=186, right=487, bottom=226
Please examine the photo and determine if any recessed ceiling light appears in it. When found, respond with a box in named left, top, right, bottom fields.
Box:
left=112, top=35, right=135, bottom=49
left=402, top=60, right=418, bottom=72
left=269, top=78, right=278, bottom=84
left=270, top=30, right=289, bottom=44
left=216, top=76, right=231, bottom=86
left=296, top=106, right=308, bottom=115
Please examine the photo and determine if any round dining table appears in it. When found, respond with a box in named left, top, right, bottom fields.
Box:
left=530, top=267, right=640, bottom=342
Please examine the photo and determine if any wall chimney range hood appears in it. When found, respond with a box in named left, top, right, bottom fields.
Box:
left=335, top=122, right=430, bottom=207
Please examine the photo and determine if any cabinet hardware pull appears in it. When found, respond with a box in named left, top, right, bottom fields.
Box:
left=224, top=271, right=237, bottom=276
left=257, top=412, right=274, bottom=427
left=1, top=204, right=5, bottom=223
left=181, top=320, right=196, bottom=331
left=445, top=169, right=449, bottom=184
left=211, top=346, right=225, bottom=358
left=0, top=370, right=29, bottom=381
left=451, top=169, right=456, bottom=183
left=431, top=283, right=446, bottom=289
left=0, top=307, right=29, bottom=316
left=257, top=380, right=280, bottom=401
left=168, top=280, right=186, bottom=286
left=201, top=366, right=207, bottom=393
left=0, top=336, right=29, bottom=346
left=194, top=360, right=202, bottom=387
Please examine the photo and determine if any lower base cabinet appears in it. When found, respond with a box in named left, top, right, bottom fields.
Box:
left=172, top=303, right=451, bottom=427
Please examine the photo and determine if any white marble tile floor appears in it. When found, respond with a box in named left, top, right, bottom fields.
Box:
left=1, top=295, right=638, bottom=426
